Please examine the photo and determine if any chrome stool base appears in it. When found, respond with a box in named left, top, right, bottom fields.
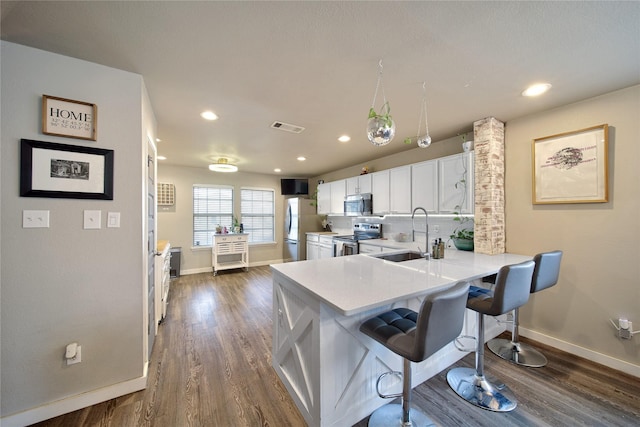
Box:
left=487, top=338, right=548, bottom=368
left=446, top=367, right=517, bottom=412
left=368, top=403, right=434, bottom=427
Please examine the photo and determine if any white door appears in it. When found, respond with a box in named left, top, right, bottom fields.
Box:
left=146, top=138, right=157, bottom=360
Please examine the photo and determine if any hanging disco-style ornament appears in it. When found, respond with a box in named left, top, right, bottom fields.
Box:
left=366, top=60, right=396, bottom=146
left=416, top=82, right=432, bottom=148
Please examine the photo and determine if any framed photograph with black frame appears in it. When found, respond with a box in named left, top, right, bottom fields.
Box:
left=42, top=95, right=97, bottom=141
left=532, top=124, right=609, bottom=204
left=20, top=139, right=114, bottom=200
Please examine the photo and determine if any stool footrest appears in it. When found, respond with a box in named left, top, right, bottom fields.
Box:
left=454, top=335, right=477, bottom=352
left=375, top=371, right=403, bottom=399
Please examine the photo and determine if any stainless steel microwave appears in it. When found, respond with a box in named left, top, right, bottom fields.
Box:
left=344, top=193, right=373, bottom=216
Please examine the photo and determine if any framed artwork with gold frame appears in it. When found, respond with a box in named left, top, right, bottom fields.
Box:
left=532, top=124, right=608, bottom=204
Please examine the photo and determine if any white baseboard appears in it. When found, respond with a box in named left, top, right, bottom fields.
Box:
left=1, top=374, right=148, bottom=427
left=181, top=259, right=284, bottom=276
left=520, top=327, right=639, bottom=378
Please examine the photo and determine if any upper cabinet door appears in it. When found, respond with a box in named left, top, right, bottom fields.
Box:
left=411, top=160, right=438, bottom=213
left=346, top=174, right=372, bottom=194
left=371, top=170, right=390, bottom=214
left=317, top=182, right=331, bottom=214
left=439, top=152, right=474, bottom=213
left=329, top=180, right=346, bottom=214
left=389, top=165, right=411, bottom=214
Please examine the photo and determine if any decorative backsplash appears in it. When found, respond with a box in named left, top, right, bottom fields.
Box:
left=327, top=214, right=471, bottom=246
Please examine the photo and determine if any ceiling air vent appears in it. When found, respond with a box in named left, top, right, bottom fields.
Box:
left=270, top=121, right=305, bottom=134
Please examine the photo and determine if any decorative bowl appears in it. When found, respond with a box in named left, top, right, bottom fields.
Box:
left=453, top=238, right=474, bottom=251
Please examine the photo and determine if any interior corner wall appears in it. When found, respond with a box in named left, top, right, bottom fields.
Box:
left=157, top=164, right=285, bottom=273
left=1, top=42, right=147, bottom=420
left=505, top=85, right=640, bottom=374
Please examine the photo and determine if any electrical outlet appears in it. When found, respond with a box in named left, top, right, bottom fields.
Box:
left=619, top=320, right=633, bottom=340
left=66, top=346, right=82, bottom=365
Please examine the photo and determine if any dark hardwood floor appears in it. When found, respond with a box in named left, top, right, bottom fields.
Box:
left=31, top=266, right=639, bottom=427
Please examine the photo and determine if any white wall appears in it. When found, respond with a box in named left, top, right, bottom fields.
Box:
left=157, top=164, right=287, bottom=273
left=505, top=85, right=639, bottom=374
left=1, top=42, right=150, bottom=422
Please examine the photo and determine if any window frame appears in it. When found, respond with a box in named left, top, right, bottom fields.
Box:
left=192, top=184, right=234, bottom=247
left=240, top=186, right=276, bottom=245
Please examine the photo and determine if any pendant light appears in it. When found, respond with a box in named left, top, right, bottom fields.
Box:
left=366, top=60, right=396, bottom=146
left=209, top=158, right=238, bottom=173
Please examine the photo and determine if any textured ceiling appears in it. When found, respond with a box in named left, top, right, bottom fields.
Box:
left=2, top=1, right=639, bottom=176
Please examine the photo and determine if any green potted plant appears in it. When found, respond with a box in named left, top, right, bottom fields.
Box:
left=367, top=102, right=396, bottom=146
left=450, top=208, right=474, bottom=251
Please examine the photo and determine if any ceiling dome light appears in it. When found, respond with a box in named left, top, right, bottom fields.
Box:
left=274, top=168, right=282, bottom=173
left=522, top=83, right=552, bottom=97
left=208, top=158, right=238, bottom=172
left=297, top=156, right=306, bottom=161
left=338, top=135, right=351, bottom=142
left=201, top=110, right=218, bottom=120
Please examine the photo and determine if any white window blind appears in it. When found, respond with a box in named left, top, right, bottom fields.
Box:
left=193, top=185, right=233, bottom=246
left=241, top=188, right=275, bottom=243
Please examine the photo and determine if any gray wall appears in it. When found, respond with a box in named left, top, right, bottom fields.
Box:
left=1, top=42, right=149, bottom=418
left=505, top=85, right=639, bottom=372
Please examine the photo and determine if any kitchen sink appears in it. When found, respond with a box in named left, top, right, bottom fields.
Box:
left=372, top=251, right=426, bottom=262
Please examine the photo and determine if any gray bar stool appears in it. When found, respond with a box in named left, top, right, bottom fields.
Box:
left=487, top=250, right=563, bottom=367
left=446, top=260, right=535, bottom=412
left=359, top=281, right=470, bottom=427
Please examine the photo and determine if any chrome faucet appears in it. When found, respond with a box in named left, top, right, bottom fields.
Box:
left=412, top=207, right=430, bottom=259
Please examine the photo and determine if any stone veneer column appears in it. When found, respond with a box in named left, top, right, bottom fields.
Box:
left=473, top=117, right=505, bottom=255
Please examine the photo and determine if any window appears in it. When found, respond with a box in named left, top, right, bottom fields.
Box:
left=241, top=188, right=275, bottom=244
left=193, top=185, right=233, bottom=246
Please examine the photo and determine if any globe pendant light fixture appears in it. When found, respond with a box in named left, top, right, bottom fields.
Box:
left=209, top=158, right=238, bottom=172
left=367, top=60, right=396, bottom=146
left=416, top=82, right=432, bottom=148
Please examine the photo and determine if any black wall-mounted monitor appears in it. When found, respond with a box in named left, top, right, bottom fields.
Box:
left=280, top=178, right=309, bottom=195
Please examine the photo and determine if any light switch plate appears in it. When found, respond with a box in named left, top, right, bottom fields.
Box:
left=23, top=210, right=50, bottom=228
left=107, top=212, right=120, bottom=228
left=83, top=210, right=101, bottom=229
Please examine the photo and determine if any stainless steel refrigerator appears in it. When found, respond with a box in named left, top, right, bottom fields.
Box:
left=284, top=198, right=321, bottom=262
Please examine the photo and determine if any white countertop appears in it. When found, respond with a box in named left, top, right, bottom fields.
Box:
left=271, top=250, right=531, bottom=316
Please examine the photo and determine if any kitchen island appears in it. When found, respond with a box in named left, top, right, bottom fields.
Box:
left=271, top=250, right=531, bottom=427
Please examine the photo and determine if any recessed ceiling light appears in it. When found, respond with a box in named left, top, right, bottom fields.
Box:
left=201, top=110, right=218, bottom=120
left=338, top=135, right=351, bottom=142
left=157, top=155, right=167, bottom=160
left=208, top=158, right=238, bottom=172
left=522, top=83, right=552, bottom=97
left=297, top=156, right=306, bottom=161
left=274, top=168, right=282, bottom=173
left=156, top=138, right=161, bottom=142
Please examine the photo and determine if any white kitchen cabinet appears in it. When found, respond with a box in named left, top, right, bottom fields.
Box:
left=389, top=165, right=412, bottom=214
left=306, top=233, right=320, bottom=260
left=212, top=233, right=249, bottom=275
left=318, top=235, right=335, bottom=259
left=154, top=241, right=171, bottom=334
left=307, top=234, right=335, bottom=259
left=371, top=170, right=390, bottom=214
left=371, top=166, right=411, bottom=215
left=346, top=174, right=372, bottom=195
left=330, top=180, right=346, bottom=214
left=358, top=243, right=382, bottom=254
left=439, top=152, right=474, bottom=213
left=411, top=159, right=438, bottom=213
left=317, top=182, right=331, bottom=214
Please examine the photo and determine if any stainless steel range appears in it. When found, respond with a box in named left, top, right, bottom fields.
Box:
left=333, top=223, right=382, bottom=256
